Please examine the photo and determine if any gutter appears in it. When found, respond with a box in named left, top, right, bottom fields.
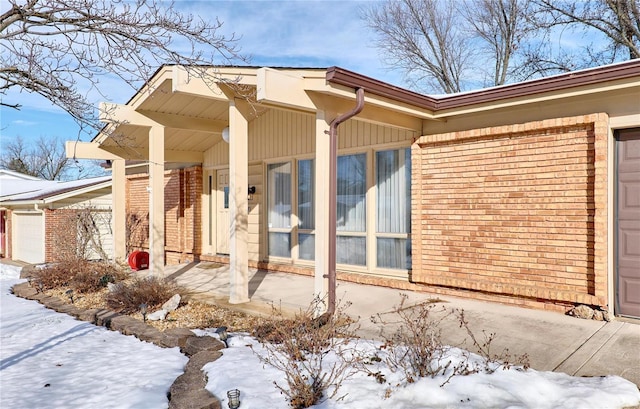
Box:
left=326, top=59, right=640, bottom=112
left=325, top=87, right=365, bottom=316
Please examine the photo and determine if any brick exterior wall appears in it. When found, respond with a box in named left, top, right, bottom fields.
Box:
left=44, top=209, right=79, bottom=262
left=126, top=166, right=202, bottom=264
left=412, top=113, right=609, bottom=310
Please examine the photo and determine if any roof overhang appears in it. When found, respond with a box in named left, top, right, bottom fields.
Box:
left=0, top=179, right=112, bottom=207
left=76, top=60, right=640, bottom=162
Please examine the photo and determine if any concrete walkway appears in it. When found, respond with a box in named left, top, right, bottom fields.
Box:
left=160, top=262, right=640, bottom=387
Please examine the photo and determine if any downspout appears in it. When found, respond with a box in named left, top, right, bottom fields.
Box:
left=325, top=87, right=365, bottom=316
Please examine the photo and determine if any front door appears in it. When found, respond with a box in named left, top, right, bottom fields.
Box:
left=617, top=128, right=640, bottom=318
left=216, top=169, right=230, bottom=255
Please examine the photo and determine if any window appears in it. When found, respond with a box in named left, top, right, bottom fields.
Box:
left=337, top=153, right=367, bottom=266
left=265, top=147, right=411, bottom=273
left=267, top=162, right=291, bottom=257
left=298, top=159, right=315, bottom=260
left=376, top=148, right=411, bottom=269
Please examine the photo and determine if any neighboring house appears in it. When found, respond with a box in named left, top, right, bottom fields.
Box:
left=0, top=169, right=44, bottom=258
left=0, top=172, right=113, bottom=264
left=69, top=61, right=640, bottom=318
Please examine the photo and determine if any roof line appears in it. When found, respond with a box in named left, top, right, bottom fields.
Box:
left=326, top=59, right=640, bottom=111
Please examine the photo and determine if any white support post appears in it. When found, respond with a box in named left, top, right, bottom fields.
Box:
left=112, top=159, right=126, bottom=262
left=314, top=110, right=331, bottom=308
left=149, top=126, right=165, bottom=274
left=228, top=100, right=250, bottom=304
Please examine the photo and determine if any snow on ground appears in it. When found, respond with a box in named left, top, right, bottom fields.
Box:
left=0, top=263, right=188, bottom=409
left=2, top=261, right=639, bottom=409
left=197, top=330, right=640, bottom=409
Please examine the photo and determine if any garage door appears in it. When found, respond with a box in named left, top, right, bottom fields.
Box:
left=13, top=212, right=45, bottom=264
left=617, top=128, right=640, bottom=318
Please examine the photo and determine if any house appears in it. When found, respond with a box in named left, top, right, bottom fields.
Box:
left=0, top=171, right=113, bottom=264
left=68, top=61, right=640, bottom=318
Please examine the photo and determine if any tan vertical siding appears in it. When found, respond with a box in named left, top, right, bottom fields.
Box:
left=204, top=141, right=229, bottom=168
left=249, top=109, right=315, bottom=160
left=339, top=119, right=414, bottom=150
left=248, top=162, right=263, bottom=260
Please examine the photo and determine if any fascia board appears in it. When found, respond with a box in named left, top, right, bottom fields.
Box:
left=66, top=141, right=124, bottom=160
left=256, top=68, right=316, bottom=111
left=433, top=78, right=640, bottom=119
left=307, top=80, right=437, bottom=120
left=40, top=181, right=112, bottom=204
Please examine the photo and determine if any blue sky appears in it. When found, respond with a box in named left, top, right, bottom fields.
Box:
left=0, top=1, right=396, bottom=149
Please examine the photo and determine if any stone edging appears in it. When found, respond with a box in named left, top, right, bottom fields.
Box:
left=11, top=281, right=224, bottom=409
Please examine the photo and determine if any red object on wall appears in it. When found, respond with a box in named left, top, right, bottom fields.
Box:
left=128, top=251, right=149, bottom=271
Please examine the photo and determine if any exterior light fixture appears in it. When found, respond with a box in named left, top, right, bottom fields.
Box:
left=139, top=303, right=148, bottom=322
left=215, top=326, right=228, bottom=347
left=222, top=127, right=230, bottom=143
left=227, top=389, right=240, bottom=409
left=65, top=289, right=75, bottom=304
left=247, top=186, right=256, bottom=201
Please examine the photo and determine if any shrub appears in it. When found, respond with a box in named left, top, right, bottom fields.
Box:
left=251, top=298, right=361, bottom=409
left=372, top=294, right=470, bottom=386
left=457, top=309, right=530, bottom=373
left=105, top=276, right=183, bottom=314
left=70, top=262, right=128, bottom=293
left=372, top=294, right=529, bottom=389
left=30, top=260, right=126, bottom=293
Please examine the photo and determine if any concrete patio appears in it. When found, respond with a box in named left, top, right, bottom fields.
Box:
left=158, top=261, right=640, bottom=388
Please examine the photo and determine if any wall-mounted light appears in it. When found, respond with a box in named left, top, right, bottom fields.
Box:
left=222, top=127, right=230, bottom=143
left=248, top=186, right=256, bottom=201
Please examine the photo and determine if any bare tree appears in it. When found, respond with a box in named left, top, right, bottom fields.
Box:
left=0, top=0, right=244, bottom=132
left=363, top=0, right=536, bottom=93
left=460, top=0, right=535, bottom=87
left=363, top=0, right=474, bottom=94
left=534, top=0, right=640, bottom=63
left=0, top=135, right=102, bottom=180
left=364, top=0, right=638, bottom=93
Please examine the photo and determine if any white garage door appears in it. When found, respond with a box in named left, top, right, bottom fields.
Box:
left=13, top=212, right=45, bottom=264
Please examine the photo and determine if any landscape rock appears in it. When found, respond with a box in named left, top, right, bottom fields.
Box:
left=186, top=350, right=223, bottom=373
left=78, top=308, right=101, bottom=323
left=10, top=284, right=224, bottom=409
left=106, top=282, right=116, bottom=292
left=182, top=335, right=225, bottom=357
left=569, top=304, right=594, bottom=320
left=148, top=309, right=168, bottom=321
left=593, top=310, right=604, bottom=321
left=163, top=294, right=181, bottom=312
left=162, top=328, right=196, bottom=348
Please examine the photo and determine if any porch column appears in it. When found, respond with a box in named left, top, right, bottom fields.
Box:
left=112, top=159, right=126, bottom=262
left=149, top=125, right=165, bottom=274
left=228, top=99, right=250, bottom=304
left=314, top=110, right=331, bottom=307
